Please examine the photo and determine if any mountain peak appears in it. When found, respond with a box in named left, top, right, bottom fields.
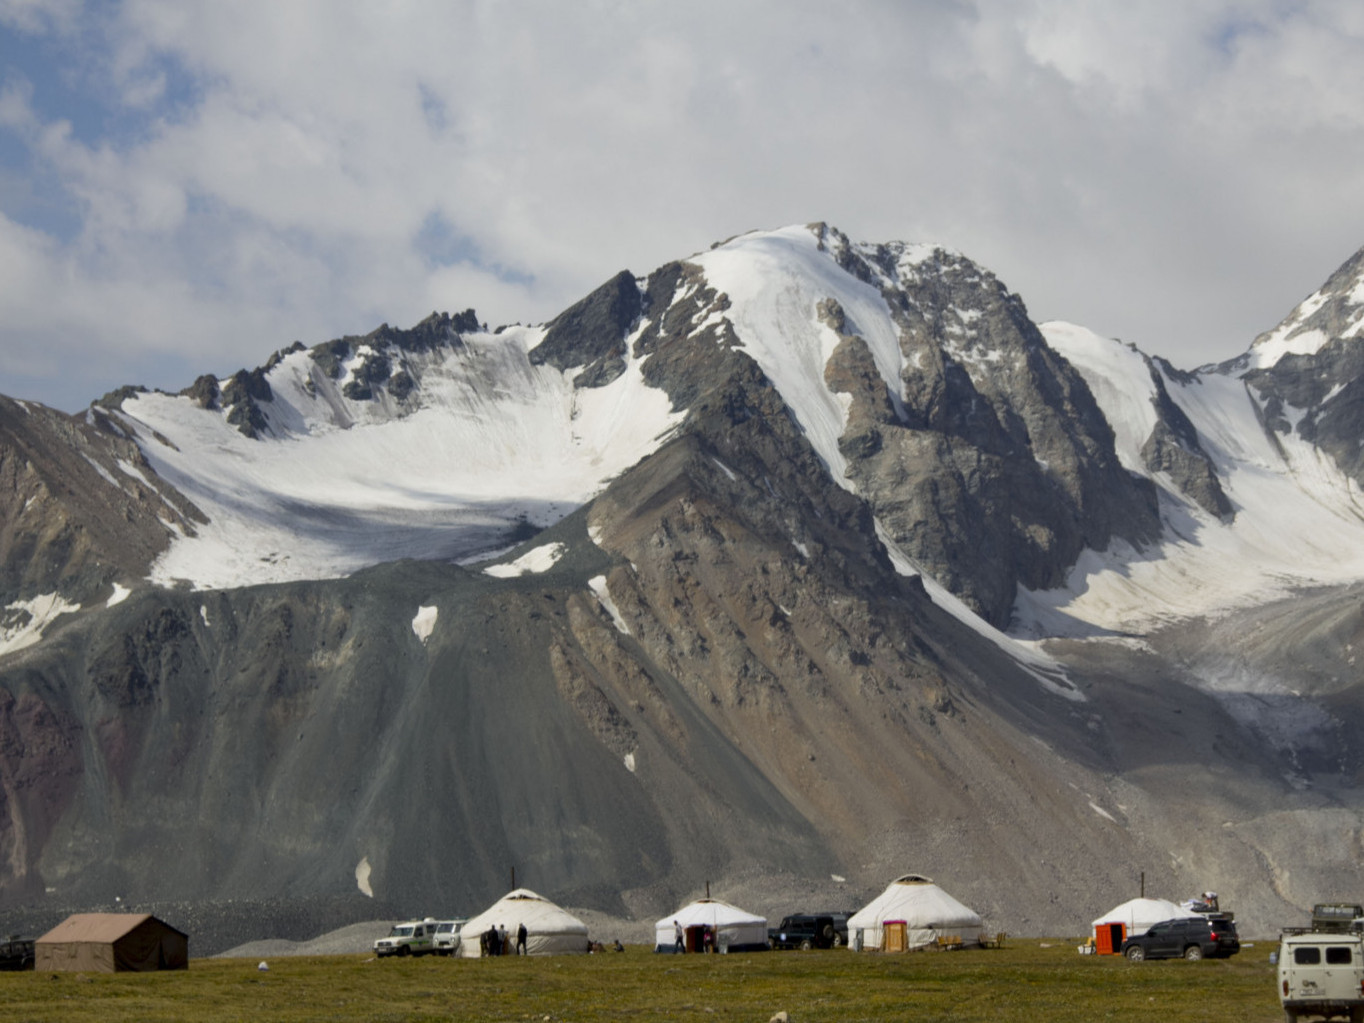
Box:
left=1244, top=243, right=1364, bottom=370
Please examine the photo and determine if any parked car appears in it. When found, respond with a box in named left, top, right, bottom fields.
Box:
left=1120, top=916, right=1240, bottom=961
left=0, top=936, right=34, bottom=971
left=374, top=919, right=440, bottom=957
left=432, top=919, right=467, bottom=955
left=1311, top=903, right=1364, bottom=933
left=1279, top=923, right=1364, bottom=1021
left=768, top=913, right=851, bottom=950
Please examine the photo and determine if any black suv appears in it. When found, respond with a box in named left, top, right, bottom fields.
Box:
left=1120, top=916, right=1240, bottom=961
left=0, top=936, right=34, bottom=971
left=768, top=914, right=850, bottom=950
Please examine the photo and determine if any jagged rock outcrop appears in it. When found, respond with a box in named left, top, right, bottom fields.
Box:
left=1235, top=245, right=1364, bottom=483
left=530, top=270, right=642, bottom=388
left=1140, top=359, right=1233, bottom=519
left=818, top=226, right=1161, bottom=627
left=0, top=397, right=203, bottom=609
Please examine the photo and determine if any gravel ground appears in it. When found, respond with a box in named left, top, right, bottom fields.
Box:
left=217, top=921, right=401, bottom=958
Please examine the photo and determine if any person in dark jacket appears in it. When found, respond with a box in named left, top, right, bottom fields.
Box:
left=516, top=922, right=527, bottom=955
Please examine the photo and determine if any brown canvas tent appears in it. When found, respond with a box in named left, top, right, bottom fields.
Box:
left=36, top=913, right=188, bottom=972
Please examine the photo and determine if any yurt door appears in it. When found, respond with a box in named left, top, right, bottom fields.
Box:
left=883, top=921, right=907, bottom=953
left=1096, top=923, right=1125, bottom=955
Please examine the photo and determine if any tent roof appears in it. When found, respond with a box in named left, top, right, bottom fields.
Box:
left=656, top=898, right=766, bottom=930
left=849, top=876, right=982, bottom=930
left=37, top=914, right=186, bottom=944
left=465, top=889, right=587, bottom=935
left=1091, top=898, right=1190, bottom=930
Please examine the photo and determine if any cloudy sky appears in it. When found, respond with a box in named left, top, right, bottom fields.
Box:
left=2, top=0, right=1362, bottom=412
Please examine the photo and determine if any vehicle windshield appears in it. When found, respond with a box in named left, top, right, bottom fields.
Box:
left=391, top=926, right=414, bottom=937
left=437, top=924, right=453, bottom=933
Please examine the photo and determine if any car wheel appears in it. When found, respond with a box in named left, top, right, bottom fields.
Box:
left=1183, top=945, right=1203, bottom=961
left=399, top=945, right=410, bottom=956
left=799, top=939, right=813, bottom=951
left=1124, top=945, right=1146, bottom=962
left=833, top=934, right=843, bottom=948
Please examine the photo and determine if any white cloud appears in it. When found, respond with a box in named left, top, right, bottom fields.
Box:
left=1, top=1, right=1363, bottom=410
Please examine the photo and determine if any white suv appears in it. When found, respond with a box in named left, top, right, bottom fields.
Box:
left=374, top=918, right=439, bottom=957
left=433, top=919, right=467, bottom=955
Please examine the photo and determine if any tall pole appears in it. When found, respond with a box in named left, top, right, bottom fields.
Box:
left=1140, top=871, right=1145, bottom=899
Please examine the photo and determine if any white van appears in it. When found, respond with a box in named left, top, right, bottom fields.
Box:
left=374, top=918, right=440, bottom=957
left=1279, top=929, right=1364, bottom=1022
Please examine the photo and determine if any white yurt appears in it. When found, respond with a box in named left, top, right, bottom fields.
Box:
left=653, top=898, right=768, bottom=953
left=847, top=875, right=983, bottom=951
left=1090, top=897, right=1189, bottom=953
left=458, top=889, right=589, bottom=957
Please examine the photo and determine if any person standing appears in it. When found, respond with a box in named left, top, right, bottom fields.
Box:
left=516, top=922, right=527, bottom=955
left=499, top=924, right=509, bottom=955
left=674, top=919, right=684, bottom=953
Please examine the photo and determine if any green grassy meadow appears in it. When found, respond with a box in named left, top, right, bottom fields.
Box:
left=0, top=940, right=1285, bottom=1023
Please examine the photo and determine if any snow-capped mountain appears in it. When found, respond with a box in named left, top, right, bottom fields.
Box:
left=4, top=222, right=1364, bottom=950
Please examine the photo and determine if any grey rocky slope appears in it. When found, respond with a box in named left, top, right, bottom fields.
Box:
left=3, top=224, right=1364, bottom=952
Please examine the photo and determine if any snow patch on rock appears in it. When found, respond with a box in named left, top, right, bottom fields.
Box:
left=411, top=605, right=438, bottom=643
left=484, top=542, right=566, bottom=578
left=1, top=593, right=79, bottom=656
left=875, top=519, right=1083, bottom=702
left=588, top=575, right=630, bottom=634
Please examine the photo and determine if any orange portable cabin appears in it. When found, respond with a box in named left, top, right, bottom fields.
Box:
left=36, top=913, right=188, bottom=973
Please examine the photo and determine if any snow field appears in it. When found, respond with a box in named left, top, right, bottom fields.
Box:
left=121, top=327, right=683, bottom=589
left=1031, top=322, right=1364, bottom=638
left=693, top=226, right=908, bottom=489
